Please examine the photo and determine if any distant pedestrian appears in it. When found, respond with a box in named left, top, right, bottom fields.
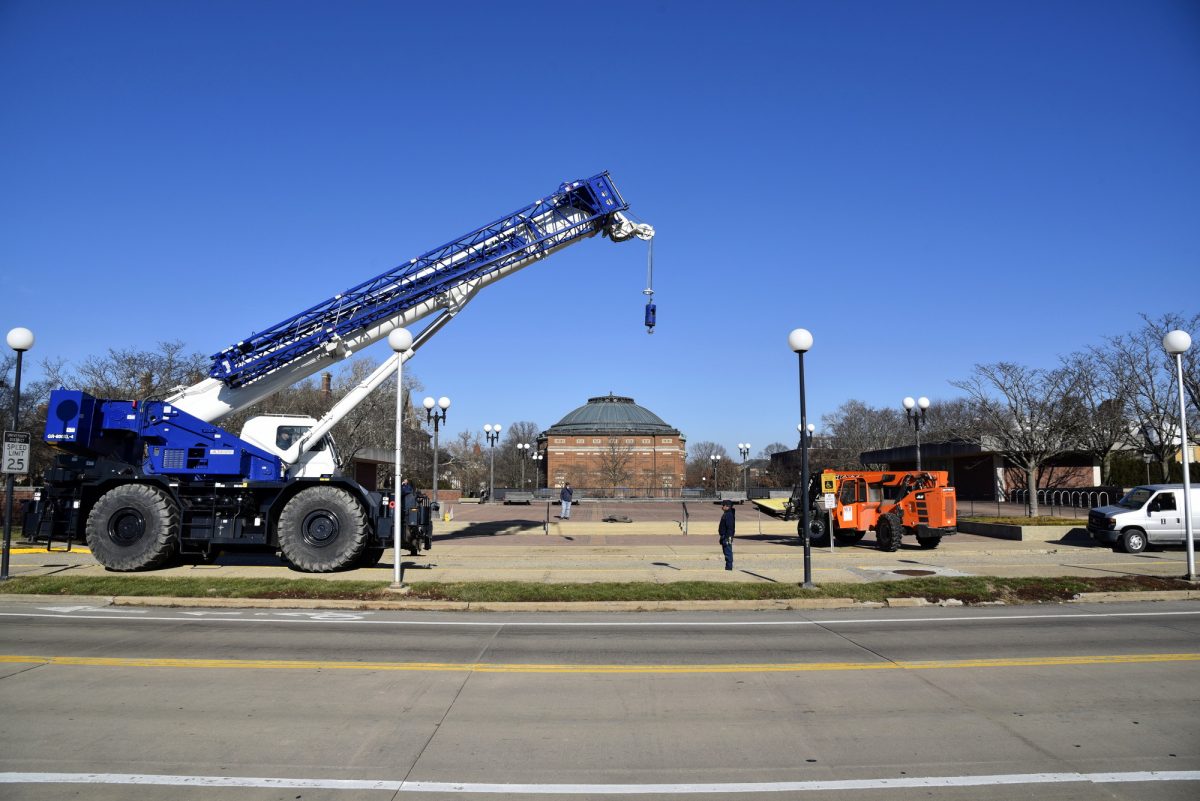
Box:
left=560, top=483, right=573, bottom=519
left=718, top=499, right=735, bottom=570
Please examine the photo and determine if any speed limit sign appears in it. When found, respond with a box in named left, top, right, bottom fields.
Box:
left=2, top=431, right=31, bottom=475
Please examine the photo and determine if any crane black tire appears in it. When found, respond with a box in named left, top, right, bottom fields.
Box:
left=277, top=486, right=367, bottom=572
left=86, top=484, right=179, bottom=571
left=916, top=535, right=942, bottom=550
left=834, top=531, right=866, bottom=546
left=356, top=547, right=386, bottom=568
left=802, top=516, right=830, bottom=547
left=876, top=512, right=903, bottom=552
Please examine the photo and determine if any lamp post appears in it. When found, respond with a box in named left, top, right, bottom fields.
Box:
left=710, top=454, right=722, bottom=496
left=516, top=442, right=530, bottom=488
left=387, top=328, right=413, bottom=588
left=1143, top=452, right=1153, bottom=486
left=903, top=396, right=930, bottom=470
left=737, top=443, right=750, bottom=496
left=483, top=423, right=502, bottom=502
left=422, top=396, right=450, bottom=506
left=789, top=327, right=815, bottom=589
left=531, top=451, right=543, bottom=489
left=1163, top=330, right=1196, bottom=581
left=2, top=327, right=34, bottom=582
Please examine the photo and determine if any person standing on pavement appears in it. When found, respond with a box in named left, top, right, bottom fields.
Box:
left=560, top=482, right=573, bottom=519
left=718, top=498, right=735, bottom=570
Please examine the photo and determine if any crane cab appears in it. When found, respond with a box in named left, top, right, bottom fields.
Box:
left=239, top=414, right=341, bottom=479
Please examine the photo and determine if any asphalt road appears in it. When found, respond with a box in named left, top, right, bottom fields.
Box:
left=1, top=600, right=1198, bottom=800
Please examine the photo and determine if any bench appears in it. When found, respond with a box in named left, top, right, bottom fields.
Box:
left=503, top=492, right=535, bottom=505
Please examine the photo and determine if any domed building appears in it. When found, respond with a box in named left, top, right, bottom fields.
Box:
left=537, top=394, right=686, bottom=497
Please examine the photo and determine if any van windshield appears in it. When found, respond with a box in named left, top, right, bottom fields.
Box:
left=1116, top=488, right=1153, bottom=509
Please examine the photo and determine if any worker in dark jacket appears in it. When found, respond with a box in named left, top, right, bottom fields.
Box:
left=718, top=498, right=735, bottom=570
left=559, top=483, right=573, bottom=520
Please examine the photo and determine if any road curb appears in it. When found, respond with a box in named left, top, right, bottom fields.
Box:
left=2, top=590, right=1196, bottom=612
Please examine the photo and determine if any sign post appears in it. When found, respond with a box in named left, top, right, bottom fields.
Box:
left=3, top=431, right=32, bottom=581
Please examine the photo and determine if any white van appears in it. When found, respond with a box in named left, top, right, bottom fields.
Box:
left=1088, top=484, right=1200, bottom=553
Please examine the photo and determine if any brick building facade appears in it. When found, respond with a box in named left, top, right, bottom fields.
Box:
left=537, top=394, right=686, bottom=496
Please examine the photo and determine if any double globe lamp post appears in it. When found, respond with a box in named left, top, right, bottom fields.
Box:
left=737, top=443, right=750, bottom=496
left=483, top=423, right=502, bottom=502
left=423, top=395, right=450, bottom=506
left=788, top=327, right=815, bottom=589
left=903, top=396, right=930, bottom=471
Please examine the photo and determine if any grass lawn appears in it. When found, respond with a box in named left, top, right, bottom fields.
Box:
left=0, top=574, right=1190, bottom=605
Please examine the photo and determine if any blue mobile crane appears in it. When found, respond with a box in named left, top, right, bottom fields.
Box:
left=34, top=173, right=655, bottom=571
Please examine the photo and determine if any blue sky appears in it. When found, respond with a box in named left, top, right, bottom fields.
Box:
left=3, top=0, right=1198, bottom=456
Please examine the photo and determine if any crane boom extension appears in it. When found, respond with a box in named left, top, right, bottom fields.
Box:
left=169, top=172, right=652, bottom=424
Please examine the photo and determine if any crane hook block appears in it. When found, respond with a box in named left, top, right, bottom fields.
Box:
left=644, top=301, right=656, bottom=334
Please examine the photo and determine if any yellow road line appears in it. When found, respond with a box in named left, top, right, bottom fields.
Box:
left=2, top=653, right=1197, bottom=674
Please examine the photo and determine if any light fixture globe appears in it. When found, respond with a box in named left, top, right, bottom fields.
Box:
left=903, top=396, right=915, bottom=410
left=918, top=396, right=930, bottom=410
left=787, top=328, right=813, bottom=353
left=438, top=396, right=451, bottom=410
left=6, top=327, right=34, bottom=352
left=423, top=396, right=436, bottom=410
left=483, top=424, right=492, bottom=433
left=1163, top=330, right=1192, bottom=355
left=387, top=327, right=413, bottom=353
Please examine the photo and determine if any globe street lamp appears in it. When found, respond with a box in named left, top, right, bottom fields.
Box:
left=1143, top=452, right=1153, bottom=486
left=737, top=443, right=750, bottom=496
left=710, top=454, right=722, bottom=496
left=483, top=423, right=502, bottom=502
left=387, top=327, right=413, bottom=588
left=1163, top=330, right=1196, bottom=581
left=423, top=396, right=450, bottom=506
left=516, top=442, right=530, bottom=488
left=789, top=327, right=815, bottom=589
left=2, top=327, right=34, bottom=582
left=903, top=396, right=930, bottom=471
left=531, top=451, right=544, bottom=489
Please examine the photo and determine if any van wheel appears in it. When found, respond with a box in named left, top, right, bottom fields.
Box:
left=1120, top=529, right=1147, bottom=555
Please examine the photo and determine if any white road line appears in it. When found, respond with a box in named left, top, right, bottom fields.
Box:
left=1, top=608, right=1199, bottom=627
left=0, top=770, right=1197, bottom=793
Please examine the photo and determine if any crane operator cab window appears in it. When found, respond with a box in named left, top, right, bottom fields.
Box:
left=839, top=478, right=865, bottom=505
left=276, top=425, right=325, bottom=451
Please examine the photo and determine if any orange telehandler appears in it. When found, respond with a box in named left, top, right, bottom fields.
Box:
left=790, top=470, right=958, bottom=551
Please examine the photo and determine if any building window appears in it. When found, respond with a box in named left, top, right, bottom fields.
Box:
left=593, top=438, right=602, bottom=444
left=642, top=438, right=651, bottom=444
left=554, top=438, right=564, bottom=444
left=662, top=438, right=672, bottom=444
left=576, top=438, right=585, bottom=444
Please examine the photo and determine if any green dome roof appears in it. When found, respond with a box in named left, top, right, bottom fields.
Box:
left=543, top=394, right=679, bottom=436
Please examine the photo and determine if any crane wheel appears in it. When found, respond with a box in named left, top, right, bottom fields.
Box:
left=916, top=535, right=941, bottom=550
left=876, top=513, right=903, bottom=552
left=85, top=484, right=179, bottom=571
left=355, top=547, right=386, bottom=568
left=802, top=516, right=830, bottom=547
left=277, top=486, right=367, bottom=572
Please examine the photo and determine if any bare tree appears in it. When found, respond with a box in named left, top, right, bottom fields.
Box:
left=820, top=400, right=908, bottom=469
left=75, top=340, right=208, bottom=399
left=596, top=438, right=635, bottom=490
left=443, top=430, right=488, bottom=497
left=498, top=421, right=541, bottom=488
left=950, top=362, right=1083, bottom=516
left=1060, top=351, right=1129, bottom=484
left=686, top=441, right=729, bottom=489
left=1093, top=313, right=1197, bottom=481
